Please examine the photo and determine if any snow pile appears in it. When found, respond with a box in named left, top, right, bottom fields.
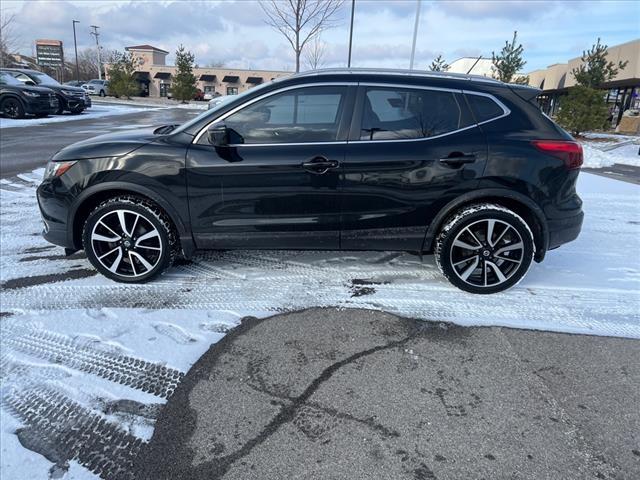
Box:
left=582, top=142, right=640, bottom=168
left=0, top=104, right=158, bottom=129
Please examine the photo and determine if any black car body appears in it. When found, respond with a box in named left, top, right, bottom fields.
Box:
left=37, top=69, right=584, bottom=293
left=2, top=68, right=91, bottom=114
left=0, top=71, right=58, bottom=118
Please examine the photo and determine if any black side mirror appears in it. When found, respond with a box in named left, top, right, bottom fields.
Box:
left=207, top=124, right=229, bottom=147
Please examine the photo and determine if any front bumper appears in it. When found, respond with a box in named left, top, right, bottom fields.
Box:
left=37, top=180, right=74, bottom=249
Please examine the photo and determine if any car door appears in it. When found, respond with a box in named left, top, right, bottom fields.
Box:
left=340, top=84, right=490, bottom=251
left=186, top=84, right=355, bottom=249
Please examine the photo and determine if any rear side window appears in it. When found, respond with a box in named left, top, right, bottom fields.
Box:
left=465, top=94, right=505, bottom=123
left=360, top=87, right=473, bottom=141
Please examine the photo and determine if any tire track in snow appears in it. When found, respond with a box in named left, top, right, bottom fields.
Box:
left=2, top=385, right=142, bottom=480
left=1, top=324, right=184, bottom=399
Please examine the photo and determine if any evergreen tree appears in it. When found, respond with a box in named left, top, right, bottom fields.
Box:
left=107, top=50, right=138, bottom=99
left=556, top=86, right=608, bottom=136
left=428, top=54, right=449, bottom=72
left=172, top=45, right=197, bottom=103
left=491, top=31, right=527, bottom=84
left=572, top=38, right=628, bottom=88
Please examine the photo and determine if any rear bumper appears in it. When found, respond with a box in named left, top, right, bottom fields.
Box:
left=547, top=210, right=584, bottom=250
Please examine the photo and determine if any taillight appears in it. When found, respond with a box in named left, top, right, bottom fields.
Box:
left=532, top=140, right=583, bottom=170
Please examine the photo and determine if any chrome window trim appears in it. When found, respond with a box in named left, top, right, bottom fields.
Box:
left=193, top=82, right=357, bottom=144
left=193, top=82, right=510, bottom=146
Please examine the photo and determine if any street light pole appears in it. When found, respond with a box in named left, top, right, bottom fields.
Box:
left=347, top=0, right=355, bottom=68
left=72, top=20, right=80, bottom=82
left=409, top=0, right=421, bottom=70
left=90, top=25, right=101, bottom=80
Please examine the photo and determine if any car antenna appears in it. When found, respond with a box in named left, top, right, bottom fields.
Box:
left=467, top=55, right=484, bottom=75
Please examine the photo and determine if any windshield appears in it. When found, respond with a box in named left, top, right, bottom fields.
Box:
left=173, top=81, right=274, bottom=135
left=0, top=72, right=23, bottom=86
left=31, top=71, right=61, bottom=86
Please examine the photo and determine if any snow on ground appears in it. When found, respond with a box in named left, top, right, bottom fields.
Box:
left=92, top=97, right=209, bottom=110
left=0, top=104, right=159, bottom=129
left=580, top=132, right=640, bottom=168
left=1, top=168, right=639, bottom=479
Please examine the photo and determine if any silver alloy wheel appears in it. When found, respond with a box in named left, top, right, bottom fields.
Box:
left=90, top=209, right=163, bottom=278
left=449, top=218, right=524, bottom=288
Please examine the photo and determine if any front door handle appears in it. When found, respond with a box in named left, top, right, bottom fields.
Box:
left=439, top=153, right=476, bottom=166
left=302, top=156, right=340, bottom=175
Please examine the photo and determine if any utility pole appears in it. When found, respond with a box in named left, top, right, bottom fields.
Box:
left=72, top=20, right=80, bottom=82
left=90, top=25, right=101, bottom=80
left=347, top=0, right=355, bottom=68
left=409, top=0, right=421, bottom=70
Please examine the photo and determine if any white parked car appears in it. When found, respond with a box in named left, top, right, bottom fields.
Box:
left=207, top=95, right=234, bottom=110
left=82, top=79, right=109, bottom=97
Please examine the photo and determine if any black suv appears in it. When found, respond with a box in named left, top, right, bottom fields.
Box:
left=37, top=69, right=583, bottom=293
left=0, top=71, right=58, bottom=118
left=2, top=68, right=91, bottom=114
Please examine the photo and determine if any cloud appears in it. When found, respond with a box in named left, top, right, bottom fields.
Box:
left=434, top=0, right=564, bottom=20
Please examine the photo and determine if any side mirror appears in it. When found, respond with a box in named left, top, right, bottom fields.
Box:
left=207, top=124, right=229, bottom=147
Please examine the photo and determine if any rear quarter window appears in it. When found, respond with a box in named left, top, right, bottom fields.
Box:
left=466, top=94, right=505, bottom=123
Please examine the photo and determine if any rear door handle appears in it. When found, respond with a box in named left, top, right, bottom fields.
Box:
left=439, top=153, right=476, bottom=166
left=302, top=156, right=340, bottom=174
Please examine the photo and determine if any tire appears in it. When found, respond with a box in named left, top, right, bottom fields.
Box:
left=435, top=203, right=535, bottom=294
left=70, top=106, right=84, bottom=114
left=35, top=113, right=49, bottom=118
left=1, top=97, right=25, bottom=119
left=82, top=196, right=178, bottom=283
left=99, top=90, right=106, bottom=97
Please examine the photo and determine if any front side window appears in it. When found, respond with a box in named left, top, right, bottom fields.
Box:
left=223, top=86, right=346, bottom=144
left=360, top=87, right=472, bottom=141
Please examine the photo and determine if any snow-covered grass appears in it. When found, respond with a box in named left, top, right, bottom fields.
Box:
left=93, top=97, right=209, bottom=110
left=0, top=104, right=159, bottom=129
left=1, top=168, right=639, bottom=479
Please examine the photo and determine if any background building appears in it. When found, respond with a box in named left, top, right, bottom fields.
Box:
left=527, top=39, right=640, bottom=126
left=447, top=57, right=493, bottom=77
left=124, top=45, right=291, bottom=98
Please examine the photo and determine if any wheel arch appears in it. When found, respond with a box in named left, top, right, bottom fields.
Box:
left=0, top=93, right=26, bottom=109
left=422, top=189, right=548, bottom=262
left=69, top=182, right=195, bottom=258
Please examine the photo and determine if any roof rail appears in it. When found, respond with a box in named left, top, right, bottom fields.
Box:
left=292, top=68, right=503, bottom=84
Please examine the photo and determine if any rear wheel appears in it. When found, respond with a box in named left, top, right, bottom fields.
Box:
left=1, top=98, right=25, bottom=119
left=82, top=196, right=178, bottom=283
left=99, top=90, right=106, bottom=97
left=435, top=204, right=535, bottom=294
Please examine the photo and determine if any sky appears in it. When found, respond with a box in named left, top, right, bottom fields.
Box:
left=2, top=0, right=639, bottom=73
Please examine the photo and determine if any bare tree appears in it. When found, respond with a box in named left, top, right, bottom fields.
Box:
left=0, top=10, right=20, bottom=67
left=260, top=0, right=344, bottom=73
left=77, top=48, right=100, bottom=80
left=304, top=36, right=327, bottom=70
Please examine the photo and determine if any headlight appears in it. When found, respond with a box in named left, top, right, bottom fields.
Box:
left=61, top=89, right=77, bottom=96
left=44, top=161, right=77, bottom=179
left=22, top=91, right=40, bottom=97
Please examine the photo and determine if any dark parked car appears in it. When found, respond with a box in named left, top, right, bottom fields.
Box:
left=2, top=68, right=91, bottom=114
left=37, top=69, right=584, bottom=293
left=0, top=71, right=58, bottom=119
left=64, top=80, right=85, bottom=87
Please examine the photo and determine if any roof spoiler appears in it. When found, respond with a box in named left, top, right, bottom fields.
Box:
left=508, top=84, right=542, bottom=104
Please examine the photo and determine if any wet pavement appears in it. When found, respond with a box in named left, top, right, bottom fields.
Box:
left=136, top=308, right=640, bottom=480
left=0, top=107, right=198, bottom=178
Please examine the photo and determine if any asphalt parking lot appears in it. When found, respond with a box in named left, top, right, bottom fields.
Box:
left=137, top=308, right=640, bottom=480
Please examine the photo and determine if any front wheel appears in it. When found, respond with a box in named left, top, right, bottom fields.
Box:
left=1, top=98, right=25, bottom=119
left=82, top=196, right=178, bottom=283
left=435, top=204, right=535, bottom=294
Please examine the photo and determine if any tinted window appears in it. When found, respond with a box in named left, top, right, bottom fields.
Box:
left=360, top=87, right=471, bottom=140
left=466, top=94, right=505, bottom=122
left=224, top=86, right=346, bottom=144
